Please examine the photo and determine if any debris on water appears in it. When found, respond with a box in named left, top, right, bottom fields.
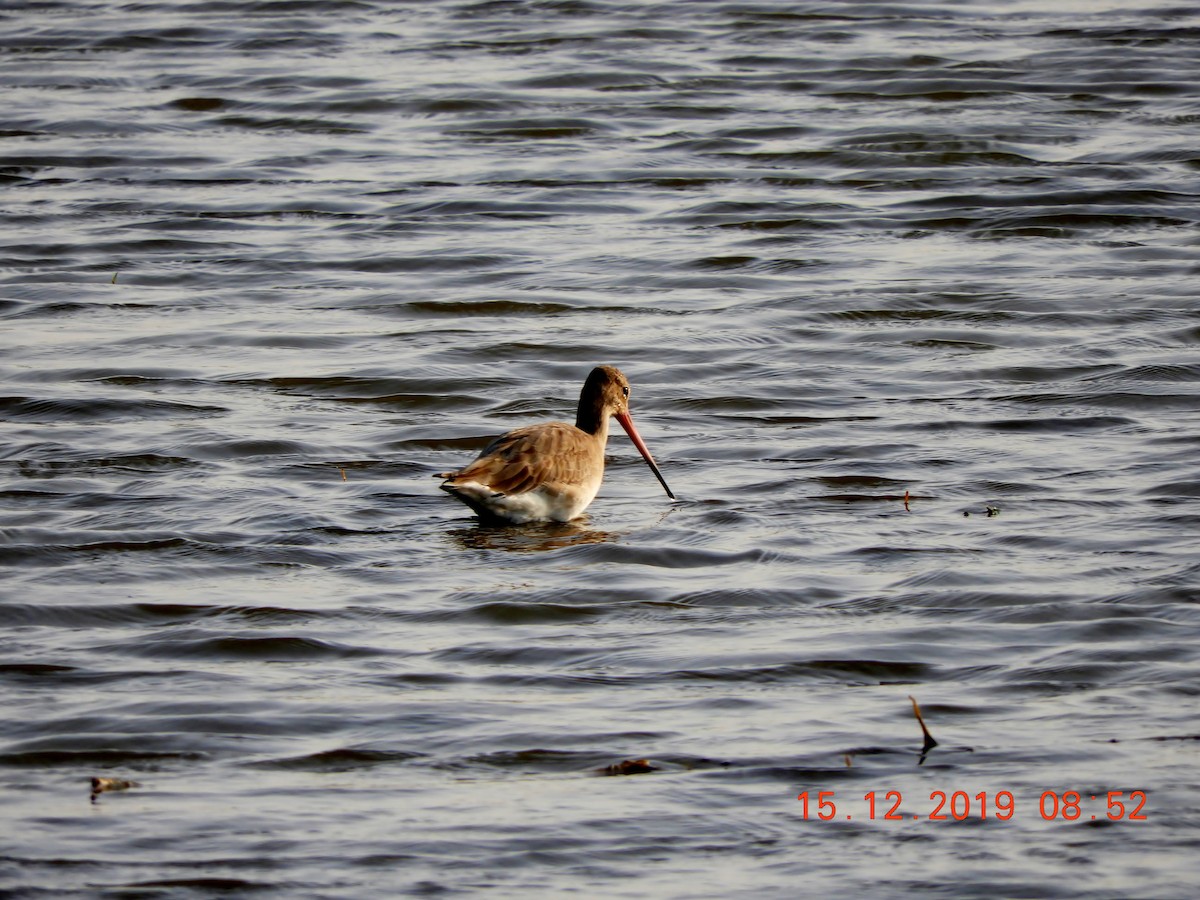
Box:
left=90, top=776, right=140, bottom=802
left=964, top=505, right=1000, bottom=518
left=908, top=695, right=938, bottom=755
left=600, top=759, right=658, bottom=776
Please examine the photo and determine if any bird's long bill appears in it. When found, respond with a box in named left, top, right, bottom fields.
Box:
left=614, top=411, right=676, bottom=500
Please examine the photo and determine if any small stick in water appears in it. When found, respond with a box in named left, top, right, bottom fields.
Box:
left=908, top=695, right=938, bottom=753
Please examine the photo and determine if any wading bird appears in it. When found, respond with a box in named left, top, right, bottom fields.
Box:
left=436, top=365, right=674, bottom=524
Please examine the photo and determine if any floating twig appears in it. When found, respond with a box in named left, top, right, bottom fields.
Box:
left=908, top=695, right=938, bottom=754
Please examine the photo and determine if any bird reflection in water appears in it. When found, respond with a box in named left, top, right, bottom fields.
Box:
left=444, top=520, right=618, bottom=553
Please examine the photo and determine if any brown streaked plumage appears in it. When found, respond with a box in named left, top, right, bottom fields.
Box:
left=436, top=366, right=674, bottom=524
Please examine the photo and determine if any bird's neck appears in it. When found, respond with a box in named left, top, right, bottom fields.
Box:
left=575, top=403, right=609, bottom=442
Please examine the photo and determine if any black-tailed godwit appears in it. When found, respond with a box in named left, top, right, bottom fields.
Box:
left=436, top=365, right=674, bottom=523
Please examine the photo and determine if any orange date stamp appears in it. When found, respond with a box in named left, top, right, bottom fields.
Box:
left=797, top=790, right=1147, bottom=822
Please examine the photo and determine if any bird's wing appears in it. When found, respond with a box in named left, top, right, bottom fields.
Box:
left=444, top=422, right=597, bottom=495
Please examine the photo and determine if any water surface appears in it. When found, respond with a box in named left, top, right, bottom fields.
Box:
left=2, top=1, right=1199, bottom=896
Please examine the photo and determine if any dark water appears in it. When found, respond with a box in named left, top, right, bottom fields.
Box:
left=3, top=0, right=1200, bottom=896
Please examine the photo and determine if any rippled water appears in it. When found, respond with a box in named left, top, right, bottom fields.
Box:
left=3, top=1, right=1199, bottom=896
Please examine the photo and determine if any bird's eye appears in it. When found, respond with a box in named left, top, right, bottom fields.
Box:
left=622, top=387, right=630, bottom=397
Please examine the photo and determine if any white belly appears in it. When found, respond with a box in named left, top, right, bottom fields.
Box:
left=443, top=471, right=603, bottom=524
